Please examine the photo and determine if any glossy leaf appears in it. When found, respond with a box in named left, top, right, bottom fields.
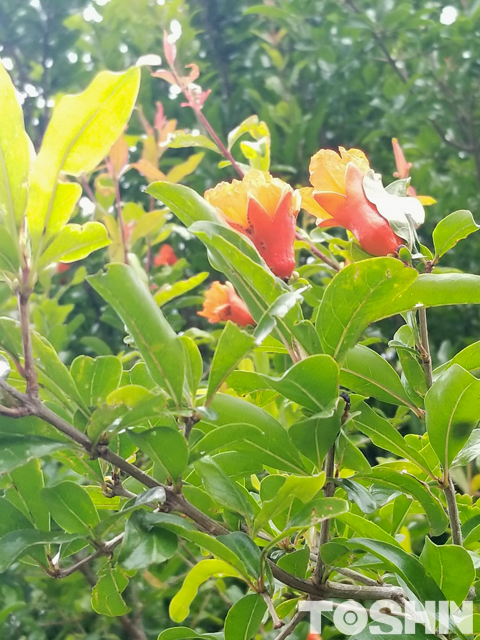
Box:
left=92, top=565, right=129, bottom=617
left=119, top=511, right=178, bottom=570
left=38, top=221, right=110, bottom=268
left=170, top=559, right=240, bottom=622
left=154, top=272, right=208, bottom=307
left=0, top=62, right=30, bottom=233
left=0, top=434, right=68, bottom=475
left=129, top=427, right=188, bottom=483
left=341, top=344, right=417, bottom=408
left=364, top=467, right=448, bottom=536
left=71, top=355, right=122, bottom=407
left=41, top=481, right=99, bottom=535
left=290, top=401, right=344, bottom=469
left=316, top=258, right=417, bottom=361
left=432, top=210, right=479, bottom=258
left=195, top=457, right=255, bottom=520
left=425, top=364, right=480, bottom=473
left=28, top=67, right=140, bottom=254
left=9, top=459, right=49, bottom=531
left=420, top=537, right=474, bottom=604
left=0, top=530, right=79, bottom=573
left=224, top=593, right=267, bottom=640
left=336, top=512, right=398, bottom=545
left=206, top=322, right=255, bottom=404
left=88, top=263, right=185, bottom=405
left=146, top=181, right=223, bottom=227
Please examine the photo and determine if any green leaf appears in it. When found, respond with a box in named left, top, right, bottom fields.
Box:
left=154, top=272, right=208, bottom=307
left=0, top=317, right=87, bottom=411
left=180, top=336, right=203, bottom=403
left=345, top=538, right=445, bottom=603
left=38, top=221, right=110, bottom=268
left=224, top=593, right=267, bottom=640
left=287, top=497, right=350, bottom=530
left=88, top=263, right=185, bottom=405
left=129, top=427, right=188, bottom=483
left=92, top=565, right=129, bottom=617
left=0, top=530, right=79, bottom=573
left=420, top=537, right=474, bottom=604
left=341, top=344, right=417, bottom=409
left=0, top=497, right=33, bottom=537
left=195, top=394, right=307, bottom=474
left=9, top=459, right=50, bottom=530
left=206, top=322, right=255, bottom=404
left=0, top=62, right=30, bottom=234
left=170, top=561, right=241, bottom=623
left=255, top=473, right=325, bottom=533
left=41, top=481, right=99, bottom=534
left=364, top=467, right=448, bottom=536
left=434, top=340, right=480, bottom=378
left=146, top=182, right=224, bottom=227
left=0, top=434, right=68, bottom=475
left=277, top=547, right=310, bottom=578
left=316, top=258, right=417, bottom=361
left=433, top=210, right=479, bottom=258
left=452, top=429, right=480, bottom=467
left=28, top=67, right=140, bottom=256
left=336, top=512, right=399, bottom=545
left=0, top=63, right=30, bottom=260
left=168, top=131, right=221, bottom=153
left=119, top=511, right=178, bottom=569
left=71, top=355, right=122, bottom=407
left=195, top=456, right=255, bottom=521
left=425, top=364, right=480, bottom=473
left=352, top=400, right=431, bottom=473
left=290, top=401, right=344, bottom=469
left=135, top=512, right=250, bottom=578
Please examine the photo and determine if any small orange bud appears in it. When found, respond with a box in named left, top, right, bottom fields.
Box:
left=57, top=262, right=71, bottom=274
left=198, top=281, right=254, bottom=327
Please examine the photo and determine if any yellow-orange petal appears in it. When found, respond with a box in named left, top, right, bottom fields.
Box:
left=299, top=186, right=332, bottom=220
left=243, top=169, right=294, bottom=219
left=204, top=178, right=249, bottom=227
left=197, top=281, right=229, bottom=322
left=309, top=147, right=369, bottom=194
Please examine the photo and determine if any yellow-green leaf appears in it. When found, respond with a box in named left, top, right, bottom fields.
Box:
left=38, top=221, right=110, bottom=268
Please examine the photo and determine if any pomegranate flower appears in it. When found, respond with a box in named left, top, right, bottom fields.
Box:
left=198, top=281, right=254, bottom=327
left=154, top=244, right=178, bottom=267
left=204, top=170, right=301, bottom=279
left=301, top=147, right=425, bottom=256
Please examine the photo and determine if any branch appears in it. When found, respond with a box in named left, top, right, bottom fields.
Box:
left=273, top=610, right=306, bottom=640
left=417, top=307, right=433, bottom=388
left=444, top=476, right=463, bottom=546
left=49, top=534, right=124, bottom=579
left=18, top=286, right=38, bottom=397
left=262, top=591, right=284, bottom=629
left=314, top=446, right=335, bottom=583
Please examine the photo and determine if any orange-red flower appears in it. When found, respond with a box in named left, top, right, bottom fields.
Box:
left=198, top=281, right=254, bottom=327
left=301, top=147, right=404, bottom=256
left=154, top=244, right=178, bottom=267
left=391, top=138, right=436, bottom=206
left=204, top=170, right=301, bottom=279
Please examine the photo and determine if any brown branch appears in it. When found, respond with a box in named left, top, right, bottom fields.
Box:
left=273, top=610, right=306, bottom=640
left=49, top=534, right=124, bottom=579
left=313, top=447, right=335, bottom=583
left=18, top=286, right=38, bottom=398
left=262, top=591, right=284, bottom=629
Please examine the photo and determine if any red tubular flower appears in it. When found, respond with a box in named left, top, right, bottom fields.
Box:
left=57, top=262, right=70, bottom=274
left=154, top=244, right=178, bottom=267
left=198, top=281, right=254, bottom=327
left=204, top=170, right=301, bottom=279
left=301, top=147, right=403, bottom=256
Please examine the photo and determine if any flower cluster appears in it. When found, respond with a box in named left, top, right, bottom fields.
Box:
left=198, top=141, right=431, bottom=326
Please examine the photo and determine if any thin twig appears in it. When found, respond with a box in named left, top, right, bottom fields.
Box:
left=295, top=231, right=341, bottom=271
left=335, top=567, right=383, bottom=587
left=49, top=534, right=124, bottom=579
left=18, top=285, right=38, bottom=397
left=314, top=446, right=335, bottom=583
left=417, top=306, right=433, bottom=388
left=111, top=165, right=129, bottom=265
left=273, top=610, right=306, bottom=640
left=262, top=592, right=284, bottom=629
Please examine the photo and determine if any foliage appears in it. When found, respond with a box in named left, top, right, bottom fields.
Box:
left=2, top=2, right=480, bottom=640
